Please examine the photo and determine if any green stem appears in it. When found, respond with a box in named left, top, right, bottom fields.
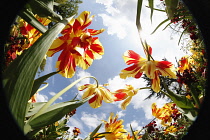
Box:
left=29, top=76, right=98, bottom=121
left=37, top=82, right=48, bottom=92
left=138, top=87, right=152, bottom=90
left=189, top=84, right=201, bottom=109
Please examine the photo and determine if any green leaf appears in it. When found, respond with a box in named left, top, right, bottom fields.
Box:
left=161, top=80, right=195, bottom=110
left=165, top=0, right=179, bottom=19
left=148, top=0, right=154, bottom=23
left=25, top=102, right=47, bottom=118
left=145, top=6, right=165, bottom=12
left=136, top=0, right=143, bottom=32
left=58, top=127, right=69, bottom=132
left=89, top=123, right=102, bottom=140
left=151, top=18, right=170, bottom=34
left=18, top=9, right=47, bottom=34
left=130, top=124, right=137, bottom=140
left=25, top=96, right=93, bottom=133
left=30, top=71, right=58, bottom=99
left=3, top=16, right=73, bottom=130
left=27, top=0, right=62, bottom=22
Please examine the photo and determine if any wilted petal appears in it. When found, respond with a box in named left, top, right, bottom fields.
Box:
left=121, top=96, right=132, bottom=110
left=78, top=84, right=90, bottom=91
left=99, top=88, right=113, bottom=103
left=82, top=85, right=96, bottom=99
left=89, top=94, right=102, bottom=108
left=114, top=92, right=128, bottom=101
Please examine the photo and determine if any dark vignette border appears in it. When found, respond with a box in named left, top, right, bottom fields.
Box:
left=0, top=0, right=210, bottom=139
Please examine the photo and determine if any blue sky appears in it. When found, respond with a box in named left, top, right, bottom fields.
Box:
left=36, top=0, right=188, bottom=138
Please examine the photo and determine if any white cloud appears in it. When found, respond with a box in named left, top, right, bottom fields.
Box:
left=107, top=75, right=146, bottom=91
left=96, top=0, right=138, bottom=40
left=126, top=120, right=142, bottom=131
left=98, top=14, right=127, bottom=39
left=76, top=70, right=92, bottom=86
left=117, top=110, right=126, bottom=118
left=49, top=91, right=63, bottom=100
left=81, top=112, right=106, bottom=129
left=36, top=93, right=48, bottom=102
left=68, top=115, right=87, bottom=139
left=95, top=0, right=187, bottom=65
left=68, top=115, right=84, bottom=130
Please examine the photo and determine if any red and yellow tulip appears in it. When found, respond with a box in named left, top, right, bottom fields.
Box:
left=113, top=85, right=138, bottom=110
left=78, top=84, right=113, bottom=108
left=152, top=103, right=180, bottom=126
left=120, top=45, right=176, bottom=92
left=47, top=11, right=105, bottom=78
left=102, top=112, right=127, bottom=140
left=177, top=55, right=193, bottom=73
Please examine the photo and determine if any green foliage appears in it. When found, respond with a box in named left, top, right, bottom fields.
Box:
left=29, top=118, right=70, bottom=139
left=3, top=16, right=72, bottom=130
left=54, top=0, right=83, bottom=18
left=26, top=0, right=63, bottom=22
left=25, top=97, right=91, bottom=134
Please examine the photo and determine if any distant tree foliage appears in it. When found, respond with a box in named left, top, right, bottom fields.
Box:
left=54, top=0, right=83, bottom=18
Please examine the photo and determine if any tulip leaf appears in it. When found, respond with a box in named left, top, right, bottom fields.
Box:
left=164, top=0, right=179, bottom=19
left=130, top=124, right=137, bottom=140
left=27, top=0, right=62, bottom=22
left=26, top=96, right=92, bottom=133
left=136, top=0, right=143, bottom=31
left=148, top=0, right=154, bottom=22
left=151, top=18, right=170, bottom=34
left=3, top=17, right=73, bottom=130
left=161, top=79, right=195, bottom=110
left=30, top=71, right=58, bottom=99
left=18, top=9, right=48, bottom=34
left=89, top=123, right=102, bottom=140
left=25, top=102, right=47, bottom=118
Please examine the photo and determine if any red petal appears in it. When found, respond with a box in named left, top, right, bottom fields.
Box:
left=71, top=37, right=81, bottom=47
left=89, top=94, right=98, bottom=104
left=86, top=50, right=94, bottom=59
left=134, top=71, right=143, bottom=78
left=125, top=50, right=141, bottom=65
left=114, top=92, right=127, bottom=101
left=124, top=64, right=139, bottom=71
left=157, top=61, right=173, bottom=69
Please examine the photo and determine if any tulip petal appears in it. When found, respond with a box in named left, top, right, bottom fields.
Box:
left=121, top=96, right=132, bottom=110
left=151, top=71, right=161, bottom=93
left=123, top=50, right=142, bottom=65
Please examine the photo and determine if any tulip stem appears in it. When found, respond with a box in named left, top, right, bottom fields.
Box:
left=138, top=87, right=152, bottom=90
left=189, top=84, right=200, bottom=109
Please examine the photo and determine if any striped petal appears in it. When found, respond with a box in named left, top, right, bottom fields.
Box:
left=89, top=94, right=102, bottom=108
left=123, top=50, right=145, bottom=65
left=151, top=71, right=161, bottom=93
left=156, top=61, right=177, bottom=78
left=121, top=96, right=132, bottom=110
